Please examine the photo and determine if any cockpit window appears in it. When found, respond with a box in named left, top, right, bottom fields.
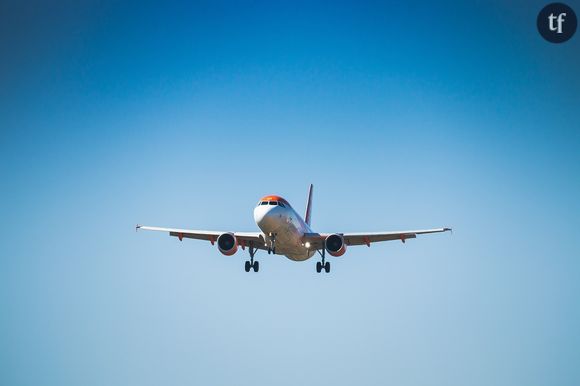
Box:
left=278, top=202, right=285, bottom=207
left=269, top=201, right=277, bottom=205
left=260, top=201, right=268, bottom=205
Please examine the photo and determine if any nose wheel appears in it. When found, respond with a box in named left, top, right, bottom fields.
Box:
left=315, top=249, right=331, bottom=273
left=245, top=242, right=259, bottom=272
left=267, top=233, right=277, bottom=254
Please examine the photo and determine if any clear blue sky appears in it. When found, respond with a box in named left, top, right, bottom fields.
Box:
left=1, top=1, right=579, bottom=385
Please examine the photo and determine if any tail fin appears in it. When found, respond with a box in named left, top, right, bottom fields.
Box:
left=304, top=184, right=313, bottom=226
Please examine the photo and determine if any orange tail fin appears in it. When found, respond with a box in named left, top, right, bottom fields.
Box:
left=304, top=184, right=313, bottom=226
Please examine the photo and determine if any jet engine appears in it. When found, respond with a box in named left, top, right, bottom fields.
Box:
left=217, top=232, right=238, bottom=256
left=325, top=234, right=347, bottom=257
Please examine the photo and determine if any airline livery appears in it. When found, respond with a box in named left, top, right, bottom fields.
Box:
left=137, top=185, right=451, bottom=273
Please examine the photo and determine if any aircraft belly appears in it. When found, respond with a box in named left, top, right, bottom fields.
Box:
left=270, top=215, right=313, bottom=261
left=256, top=207, right=315, bottom=261
left=284, top=249, right=316, bottom=261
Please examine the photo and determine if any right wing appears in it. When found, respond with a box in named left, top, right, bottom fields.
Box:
left=136, top=225, right=267, bottom=250
left=341, top=228, right=452, bottom=246
left=302, top=228, right=451, bottom=249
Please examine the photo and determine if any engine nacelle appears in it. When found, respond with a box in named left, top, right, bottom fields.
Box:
left=325, top=234, right=347, bottom=257
left=217, top=232, right=238, bottom=256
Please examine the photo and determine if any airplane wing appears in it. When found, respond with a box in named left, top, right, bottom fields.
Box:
left=302, top=228, right=451, bottom=249
left=136, top=225, right=267, bottom=250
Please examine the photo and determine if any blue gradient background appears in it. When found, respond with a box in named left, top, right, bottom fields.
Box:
left=1, top=1, right=579, bottom=385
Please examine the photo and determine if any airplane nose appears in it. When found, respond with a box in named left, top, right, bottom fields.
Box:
left=253, top=205, right=268, bottom=225
left=254, top=205, right=277, bottom=230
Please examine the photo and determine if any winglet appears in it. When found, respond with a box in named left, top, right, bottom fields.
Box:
left=304, top=184, right=313, bottom=226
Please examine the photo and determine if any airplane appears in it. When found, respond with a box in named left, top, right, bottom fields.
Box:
left=137, top=185, right=451, bottom=273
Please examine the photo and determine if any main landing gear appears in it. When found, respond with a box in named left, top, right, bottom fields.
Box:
left=245, top=242, right=259, bottom=272
left=315, top=248, right=330, bottom=273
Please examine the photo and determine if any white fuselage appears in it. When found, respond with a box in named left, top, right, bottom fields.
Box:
left=253, top=203, right=316, bottom=261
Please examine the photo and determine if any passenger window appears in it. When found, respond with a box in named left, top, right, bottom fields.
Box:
left=269, top=201, right=277, bottom=205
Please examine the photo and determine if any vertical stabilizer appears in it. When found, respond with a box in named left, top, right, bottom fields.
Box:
left=304, top=184, right=313, bottom=226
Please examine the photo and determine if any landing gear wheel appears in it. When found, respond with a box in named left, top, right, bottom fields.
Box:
left=253, top=261, right=259, bottom=272
left=324, top=261, right=330, bottom=273
left=316, top=261, right=322, bottom=273
left=272, top=247, right=276, bottom=254
left=245, top=261, right=251, bottom=272
left=267, top=248, right=271, bottom=255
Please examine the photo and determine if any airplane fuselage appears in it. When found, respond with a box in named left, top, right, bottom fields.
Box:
left=253, top=196, right=316, bottom=261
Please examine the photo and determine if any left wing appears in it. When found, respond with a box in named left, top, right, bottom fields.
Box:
left=302, top=228, right=451, bottom=249
left=136, top=225, right=267, bottom=250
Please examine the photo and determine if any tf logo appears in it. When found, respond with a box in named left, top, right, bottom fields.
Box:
left=537, top=3, right=577, bottom=43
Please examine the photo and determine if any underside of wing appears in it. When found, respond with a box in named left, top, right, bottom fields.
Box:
left=136, top=225, right=267, bottom=250
left=342, top=228, right=452, bottom=246
left=302, top=228, right=451, bottom=249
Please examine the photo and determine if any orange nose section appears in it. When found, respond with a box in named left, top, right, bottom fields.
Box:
left=259, top=195, right=290, bottom=206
